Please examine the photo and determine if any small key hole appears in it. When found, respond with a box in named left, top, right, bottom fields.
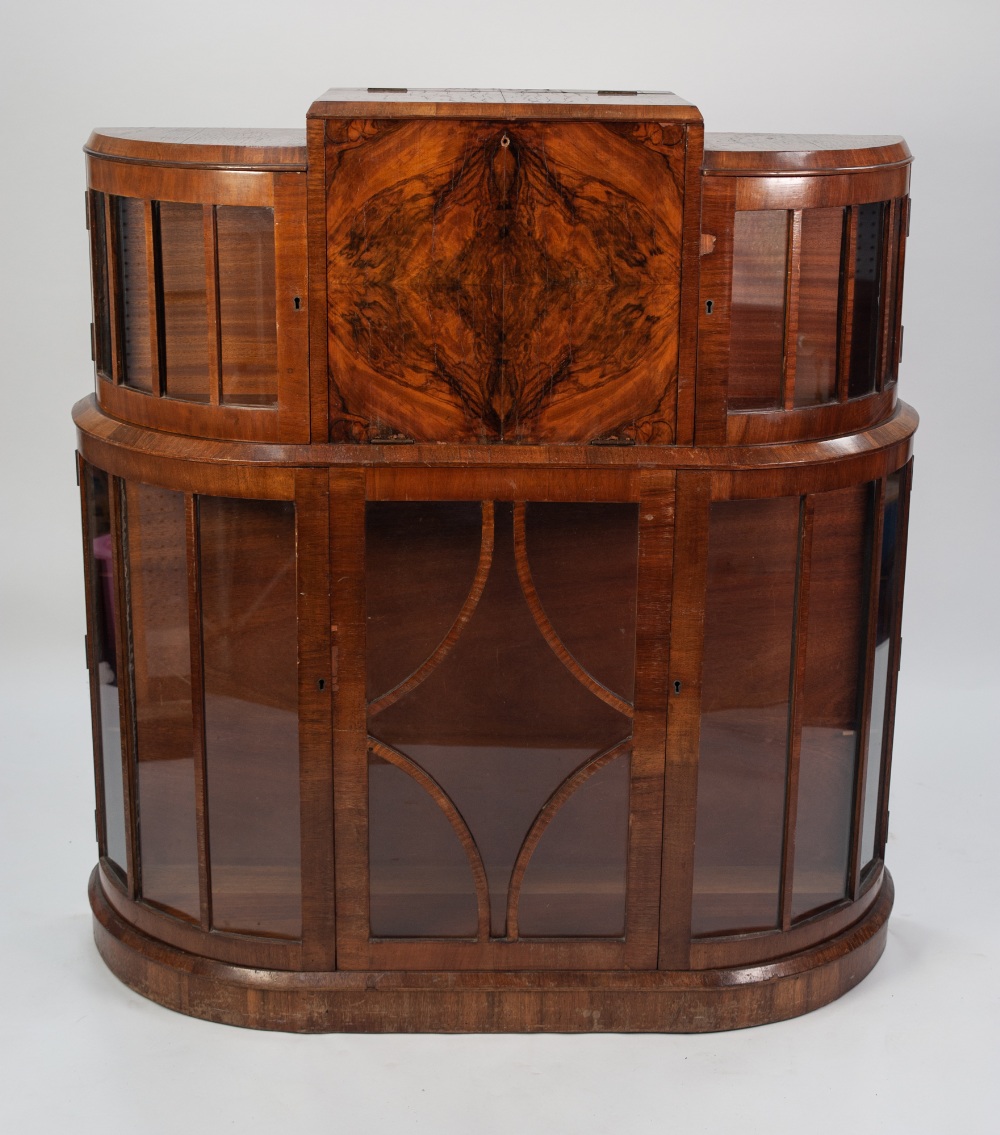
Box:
left=293, top=296, right=302, bottom=310
left=673, top=680, right=682, bottom=694
left=317, top=678, right=326, bottom=691
left=705, top=299, right=714, bottom=315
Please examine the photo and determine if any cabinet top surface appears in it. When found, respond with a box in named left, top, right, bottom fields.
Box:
left=309, top=87, right=702, bottom=121
left=703, top=133, right=911, bottom=172
left=85, top=127, right=308, bottom=169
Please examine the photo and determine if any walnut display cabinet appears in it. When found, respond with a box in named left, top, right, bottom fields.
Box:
left=74, top=89, right=916, bottom=1033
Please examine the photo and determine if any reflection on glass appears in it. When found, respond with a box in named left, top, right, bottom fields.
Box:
left=848, top=201, right=887, bottom=398
left=89, top=191, right=112, bottom=379
left=792, top=484, right=874, bottom=921
left=692, top=496, right=799, bottom=936
left=199, top=496, right=300, bottom=937
left=84, top=465, right=127, bottom=876
left=795, top=207, right=844, bottom=407
left=517, top=753, right=630, bottom=937
left=115, top=196, right=153, bottom=392
left=369, top=757, right=479, bottom=937
left=860, top=471, right=905, bottom=870
left=160, top=202, right=211, bottom=404
left=126, top=482, right=199, bottom=922
left=366, top=501, right=637, bottom=938
left=217, top=206, right=278, bottom=406
left=729, top=210, right=788, bottom=410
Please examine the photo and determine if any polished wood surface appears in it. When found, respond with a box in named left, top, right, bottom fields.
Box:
left=323, top=116, right=693, bottom=443
left=74, top=92, right=917, bottom=1032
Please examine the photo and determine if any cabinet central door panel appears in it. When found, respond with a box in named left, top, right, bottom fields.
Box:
left=325, top=118, right=685, bottom=444
left=332, top=477, right=671, bottom=972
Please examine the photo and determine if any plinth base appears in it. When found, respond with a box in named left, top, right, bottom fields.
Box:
left=89, top=867, right=892, bottom=1033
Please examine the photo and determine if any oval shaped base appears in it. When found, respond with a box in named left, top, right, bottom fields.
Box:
left=89, top=867, right=893, bottom=1033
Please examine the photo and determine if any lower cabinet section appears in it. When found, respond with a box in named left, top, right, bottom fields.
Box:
left=76, top=408, right=913, bottom=1029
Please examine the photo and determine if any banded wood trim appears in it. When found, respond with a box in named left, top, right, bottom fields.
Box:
left=295, top=469, right=337, bottom=968
left=779, top=496, right=814, bottom=930
left=732, top=166, right=909, bottom=211
left=185, top=494, right=212, bottom=930
left=78, top=455, right=108, bottom=858
left=96, top=376, right=283, bottom=444
left=783, top=210, right=803, bottom=411
left=202, top=206, right=222, bottom=406
left=875, top=458, right=913, bottom=859
left=109, top=475, right=140, bottom=898
left=658, top=472, right=710, bottom=969
left=87, top=155, right=276, bottom=208
left=726, top=387, right=896, bottom=446
left=306, top=117, right=329, bottom=443
left=625, top=470, right=674, bottom=968
left=274, top=173, right=311, bottom=443
left=75, top=393, right=918, bottom=478
left=512, top=501, right=632, bottom=716
left=97, top=860, right=304, bottom=970
left=370, top=501, right=495, bottom=716
left=369, top=738, right=491, bottom=941
left=877, top=199, right=898, bottom=391
left=329, top=468, right=369, bottom=968
left=689, top=863, right=884, bottom=969
left=837, top=206, right=859, bottom=403
left=849, top=477, right=886, bottom=897
left=505, top=742, right=631, bottom=939
left=675, top=121, right=705, bottom=446
left=694, top=179, right=737, bottom=444
left=103, top=193, right=122, bottom=384
left=143, top=201, right=163, bottom=397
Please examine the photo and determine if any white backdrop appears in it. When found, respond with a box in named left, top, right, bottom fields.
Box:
left=1, top=1, right=998, bottom=1131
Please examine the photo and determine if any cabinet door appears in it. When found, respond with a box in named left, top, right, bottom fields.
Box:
left=331, top=469, right=673, bottom=970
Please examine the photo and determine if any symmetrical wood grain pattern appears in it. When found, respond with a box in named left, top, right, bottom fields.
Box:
left=324, top=118, right=688, bottom=443
left=74, top=98, right=917, bottom=1032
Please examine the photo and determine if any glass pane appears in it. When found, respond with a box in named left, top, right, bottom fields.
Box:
left=692, top=496, right=799, bottom=936
left=89, top=191, right=113, bottom=379
left=115, top=196, right=153, bottom=392
left=84, top=465, right=127, bottom=875
left=524, top=503, right=638, bottom=700
left=160, top=202, right=211, bottom=404
left=367, top=502, right=484, bottom=699
left=848, top=201, right=887, bottom=398
left=126, top=482, right=199, bottom=922
left=860, top=470, right=906, bottom=870
left=885, top=200, right=906, bottom=386
left=795, top=207, right=844, bottom=407
left=217, top=206, right=278, bottom=406
left=729, top=210, right=787, bottom=410
left=792, top=483, right=874, bottom=921
left=517, top=752, right=630, bottom=937
left=367, top=500, right=636, bottom=938
left=369, top=756, right=479, bottom=937
left=199, top=496, right=300, bottom=937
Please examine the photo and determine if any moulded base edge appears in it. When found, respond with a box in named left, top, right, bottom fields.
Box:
left=89, top=866, right=893, bottom=1033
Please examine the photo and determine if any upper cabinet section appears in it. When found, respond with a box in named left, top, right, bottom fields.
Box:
left=309, top=89, right=705, bottom=444
left=83, top=109, right=912, bottom=450
left=696, top=134, right=911, bottom=444
left=85, top=129, right=310, bottom=443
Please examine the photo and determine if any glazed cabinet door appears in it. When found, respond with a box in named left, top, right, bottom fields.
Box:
left=331, top=468, right=673, bottom=970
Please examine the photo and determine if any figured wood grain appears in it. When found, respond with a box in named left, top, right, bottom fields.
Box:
left=325, top=117, right=686, bottom=443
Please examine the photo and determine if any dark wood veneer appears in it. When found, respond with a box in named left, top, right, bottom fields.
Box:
left=75, top=91, right=917, bottom=1032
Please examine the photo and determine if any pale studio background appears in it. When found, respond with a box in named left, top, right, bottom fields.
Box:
left=1, top=1, right=998, bottom=1131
